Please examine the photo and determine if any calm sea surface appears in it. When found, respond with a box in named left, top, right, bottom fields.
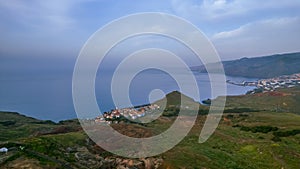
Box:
left=0, top=70, right=256, bottom=122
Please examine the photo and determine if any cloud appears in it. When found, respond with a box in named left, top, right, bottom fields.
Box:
left=0, top=0, right=98, bottom=58
left=170, top=0, right=300, bottom=59
left=211, top=17, right=300, bottom=59
left=171, top=0, right=300, bottom=22
left=0, top=0, right=89, bottom=32
left=1, top=0, right=300, bottom=61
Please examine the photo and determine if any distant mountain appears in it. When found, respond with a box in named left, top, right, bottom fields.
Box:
left=191, top=52, right=300, bottom=79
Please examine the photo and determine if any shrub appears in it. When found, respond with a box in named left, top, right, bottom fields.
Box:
left=238, top=125, right=278, bottom=133
left=0, top=120, right=16, bottom=126
left=224, top=108, right=259, bottom=113
left=271, top=136, right=282, bottom=142
left=273, top=129, right=300, bottom=137
left=198, top=109, right=209, bottom=115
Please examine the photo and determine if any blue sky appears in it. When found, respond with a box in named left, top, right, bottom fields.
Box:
left=1, top=0, right=300, bottom=66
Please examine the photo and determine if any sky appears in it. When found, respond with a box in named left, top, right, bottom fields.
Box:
left=1, top=0, right=300, bottom=72
left=0, top=0, right=300, bottom=121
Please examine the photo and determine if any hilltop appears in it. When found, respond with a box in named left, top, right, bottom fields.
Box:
left=191, top=52, right=300, bottom=78
left=1, top=88, right=300, bottom=168
left=223, top=86, right=300, bottom=114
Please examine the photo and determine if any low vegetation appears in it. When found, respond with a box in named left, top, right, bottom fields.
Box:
left=233, top=125, right=279, bottom=133
left=1, top=87, right=300, bottom=168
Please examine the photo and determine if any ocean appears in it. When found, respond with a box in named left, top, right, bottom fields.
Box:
left=0, top=70, right=256, bottom=122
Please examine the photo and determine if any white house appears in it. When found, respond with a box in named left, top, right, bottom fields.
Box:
left=0, top=147, right=8, bottom=153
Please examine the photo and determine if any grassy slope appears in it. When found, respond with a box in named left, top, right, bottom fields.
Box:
left=160, top=112, right=300, bottom=169
left=158, top=87, right=300, bottom=168
left=1, top=88, right=300, bottom=168
left=0, top=112, right=56, bottom=141
left=0, top=112, right=81, bottom=142
left=0, top=112, right=86, bottom=168
left=221, top=86, right=300, bottom=114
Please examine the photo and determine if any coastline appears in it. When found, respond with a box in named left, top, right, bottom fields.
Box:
left=0, top=73, right=256, bottom=122
left=227, top=73, right=300, bottom=94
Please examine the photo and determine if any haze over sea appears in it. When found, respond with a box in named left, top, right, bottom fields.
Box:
left=0, top=68, right=256, bottom=122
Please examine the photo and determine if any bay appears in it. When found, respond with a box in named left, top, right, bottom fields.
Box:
left=0, top=70, right=256, bottom=122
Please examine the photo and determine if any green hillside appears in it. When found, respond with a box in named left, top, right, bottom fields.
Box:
left=1, top=88, right=300, bottom=168
left=192, top=52, right=300, bottom=78
left=0, top=112, right=80, bottom=142
left=221, top=86, right=300, bottom=114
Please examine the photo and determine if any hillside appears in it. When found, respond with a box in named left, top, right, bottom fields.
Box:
left=191, top=52, right=300, bottom=78
left=1, top=88, right=300, bottom=168
left=221, top=86, right=300, bottom=114
left=0, top=112, right=81, bottom=142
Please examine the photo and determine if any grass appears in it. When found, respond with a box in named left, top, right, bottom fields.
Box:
left=222, top=86, right=300, bottom=114
left=2, top=123, right=299, bottom=169
left=159, top=112, right=300, bottom=168
left=1, top=87, right=300, bottom=168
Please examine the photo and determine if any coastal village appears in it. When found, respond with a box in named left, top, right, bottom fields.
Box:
left=95, top=73, right=300, bottom=123
left=94, top=104, right=161, bottom=124
left=227, top=73, right=300, bottom=94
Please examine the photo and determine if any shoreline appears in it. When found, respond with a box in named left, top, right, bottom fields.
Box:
left=227, top=73, right=300, bottom=94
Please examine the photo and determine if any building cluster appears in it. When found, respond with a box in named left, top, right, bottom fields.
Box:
left=227, top=73, right=300, bottom=94
left=94, top=104, right=160, bottom=124
left=256, top=73, right=300, bottom=91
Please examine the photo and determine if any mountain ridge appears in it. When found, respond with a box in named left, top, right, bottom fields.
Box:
left=191, top=52, right=300, bottom=78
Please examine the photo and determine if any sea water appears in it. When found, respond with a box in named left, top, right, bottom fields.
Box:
left=0, top=70, right=256, bottom=121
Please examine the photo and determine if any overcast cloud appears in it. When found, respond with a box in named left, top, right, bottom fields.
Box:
left=0, top=0, right=300, bottom=62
